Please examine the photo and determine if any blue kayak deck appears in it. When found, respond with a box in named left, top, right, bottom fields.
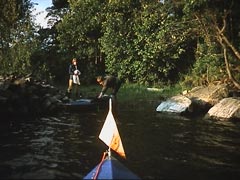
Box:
left=84, top=156, right=140, bottom=179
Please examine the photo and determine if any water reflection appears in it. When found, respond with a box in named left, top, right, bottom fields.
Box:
left=0, top=108, right=240, bottom=179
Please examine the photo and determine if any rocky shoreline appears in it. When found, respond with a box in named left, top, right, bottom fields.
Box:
left=0, top=75, right=69, bottom=119
left=2, top=75, right=240, bottom=122
left=156, top=84, right=240, bottom=121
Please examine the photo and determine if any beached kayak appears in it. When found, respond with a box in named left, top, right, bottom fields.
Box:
left=63, top=96, right=110, bottom=112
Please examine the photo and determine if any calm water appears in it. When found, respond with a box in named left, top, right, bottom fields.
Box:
left=1, top=104, right=240, bottom=179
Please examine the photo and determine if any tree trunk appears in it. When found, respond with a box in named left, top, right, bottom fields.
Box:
left=214, top=15, right=240, bottom=90
left=220, top=40, right=240, bottom=89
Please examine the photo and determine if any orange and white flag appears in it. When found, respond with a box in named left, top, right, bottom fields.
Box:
left=99, top=99, right=126, bottom=159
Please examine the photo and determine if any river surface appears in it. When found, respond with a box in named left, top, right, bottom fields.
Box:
left=1, top=103, right=240, bottom=179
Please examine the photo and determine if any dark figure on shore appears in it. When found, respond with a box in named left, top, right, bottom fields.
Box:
left=96, top=75, right=122, bottom=99
left=96, top=75, right=122, bottom=117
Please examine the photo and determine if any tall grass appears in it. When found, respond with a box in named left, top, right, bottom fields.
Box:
left=118, top=83, right=182, bottom=103
left=77, top=83, right=183, bottom=104
left=56, top=82, right=183, bottom=110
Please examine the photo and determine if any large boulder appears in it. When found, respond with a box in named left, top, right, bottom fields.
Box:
left=204, top=97, right=240, bottom=121
left=156, top=84, right=230, bottom=116
left=186, top=84, right=229, bottom=106
left=156, top=95, right=192, bottom=115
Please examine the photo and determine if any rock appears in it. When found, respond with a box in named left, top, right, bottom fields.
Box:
left=156, top=95, right=192, bottom=114
left=186, top=84, right=229, bottom=106
left=156, top=84, right=231, bottom=117
left=182, top=90, right=189, bottom=95
left=0, top=75, right=65, bottom=117
left=147, top=87, right=163, bottom=92
left=13, top=77, right=27, bottom=86
left=204, top=97, right=240, bottom=121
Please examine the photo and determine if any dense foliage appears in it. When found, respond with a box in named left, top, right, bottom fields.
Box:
left=0, top=0, right=39, bottom=75
left=180, top=0, right=240, bottom=88
left=1, top=0, right=240, bottom=89
left=57, top=0, right=196, bottom=85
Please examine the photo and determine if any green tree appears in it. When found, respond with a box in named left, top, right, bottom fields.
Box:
left=0, top=0, right=39, bottom=75
left=181, top=0, right=240, bottom=89
left=57, top=0, right=104, bottom=84
left=100, top=1, right=142, bottom=82
left=46, top=0, right=69, bottom=27
left=54, top=0, right=240, bottom=87
left=101, top=1, right=196, bottom=84
left=30, top=0, right=70, bottom=82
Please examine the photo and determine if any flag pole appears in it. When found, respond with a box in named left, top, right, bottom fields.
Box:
left=109, top=97, right=112, bottom=111
left=108, top=147, right=111, bottom=159
left=107, top=98, right=112, bottom=159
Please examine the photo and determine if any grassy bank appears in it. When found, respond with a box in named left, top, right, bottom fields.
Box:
left=56, top=82, right=183, bottom=110
left=75, top=83, right=183, bottom=103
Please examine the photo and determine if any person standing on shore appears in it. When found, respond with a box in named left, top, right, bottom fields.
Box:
left=67, top=58, right=81, bottom=99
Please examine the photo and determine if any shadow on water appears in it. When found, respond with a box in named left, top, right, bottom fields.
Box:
left=1, top=102, right=240, bottom=179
